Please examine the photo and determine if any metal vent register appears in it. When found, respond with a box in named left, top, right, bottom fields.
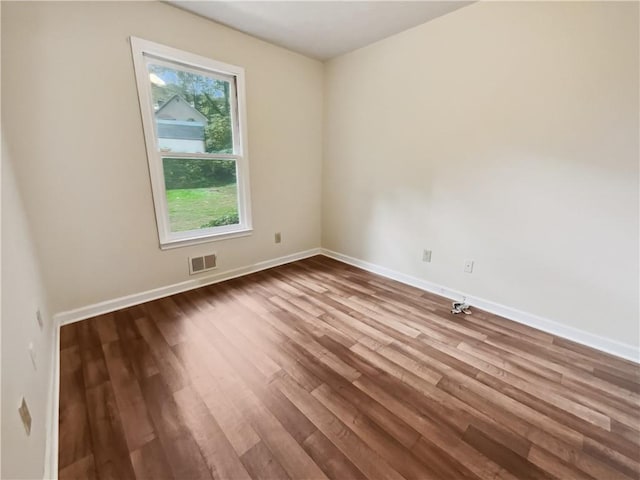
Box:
left=189, top=254, right=217, bottom=274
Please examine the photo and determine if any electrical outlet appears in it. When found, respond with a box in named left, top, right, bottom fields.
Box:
left=18, top=397, right=32, bottom=436
left=422, top=249, right=432, bottom=263
left=464, top=260, right=474, bottom=273
left=36, top=309, right=44, bottom=330
left=274, top=232, right=282, bottom=244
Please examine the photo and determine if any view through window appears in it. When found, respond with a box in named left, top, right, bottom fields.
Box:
left=131, top=38, right=251, bottom=247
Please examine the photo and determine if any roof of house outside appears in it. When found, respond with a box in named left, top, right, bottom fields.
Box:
left=155, top=94, right=208, bottom=123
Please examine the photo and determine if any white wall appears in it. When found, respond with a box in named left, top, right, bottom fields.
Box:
left=1, top=1, right=323, bottom=315
left=323, top=1, right=639, bottom=348
left=1, top=133, right=55, bottom=479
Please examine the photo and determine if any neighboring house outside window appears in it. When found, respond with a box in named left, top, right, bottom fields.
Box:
left=155, top=95, right=207, bottom=154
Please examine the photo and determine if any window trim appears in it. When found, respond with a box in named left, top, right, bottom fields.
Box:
left=130, top=36, right=252, bottom=249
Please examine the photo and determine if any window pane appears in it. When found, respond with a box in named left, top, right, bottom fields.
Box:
left=148, top=64, right=233, bottom=154
left=163, top=158, right=239, bottom=233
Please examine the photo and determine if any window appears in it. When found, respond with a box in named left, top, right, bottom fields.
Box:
left=130, top=37, right=252, bottom=249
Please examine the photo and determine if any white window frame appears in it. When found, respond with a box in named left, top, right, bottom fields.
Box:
left=130, top=37, right=252, bottom=249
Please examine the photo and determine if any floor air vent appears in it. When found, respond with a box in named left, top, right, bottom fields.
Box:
left=189, top=254, right=217, bottom=275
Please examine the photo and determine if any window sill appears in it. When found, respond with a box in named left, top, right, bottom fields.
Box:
left=159, top=228, right=253, bottom=250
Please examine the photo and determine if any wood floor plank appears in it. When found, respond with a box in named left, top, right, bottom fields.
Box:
left=426, top=336, right=612, bottom=430
left=173, top=385, right=253, bottom=480
left=275, top=373, right=407, bottom=480
left=182, top=304, right=318, bottom=447
left=144, top=298, right=189, bottom=347
left=93, top=313, right=119, bottom=345
left=457, top=338, right=640, bottom=426
left=130, top=439, right=174, bottom=480
left=113, top=311, right=160, bottom=381
left=352, top=375, right=515, bottom=480
left=314, top=336, right=422, bottom=450
left=58, top=454, right=98, bottom=480
left=134, top=316, right=190, bottom=393
left=60, top=322, right=78, bottom=350
left=462, top=424, right=553, bottom=480
left=262, top=308, right=362, bottom=382
left=172, top=338, right=262, bottom=456
left=311, top=382, right=440, bottom=480
left=240, top=442, right=292, bottom=480
left=76, top=319, right=110, bottom=389
left=59, top=256, right=640, bottom=480
left=301, top=429, right=368, bottom=480
left=217, top=308, right=324, bottom=393
left=167, top=307, right=263, bottom=458
left=475, top=372, right=638, bottom=459
left=582, top=437, right=640, bottom=478
left=84, top=381, right=136, bottom=480
left=139, top=374, right=213, bottom=480
left=184, top=311, right=329, bottom=480
left=101, top=340, right=155, bottom=452
left=349, top=343, right=447, bottom=406
left=58, top=401, right=93, bottom=471
left=58, top=346, right=93, bottom=470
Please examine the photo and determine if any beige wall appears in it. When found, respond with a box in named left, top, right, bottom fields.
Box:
left=1, top=1, right=323, bottom=314
left=2, top=1, right=638, bottom=478
left=323, top=1, right=639, bottom=347
left=2, top=133, right=55, bottom=479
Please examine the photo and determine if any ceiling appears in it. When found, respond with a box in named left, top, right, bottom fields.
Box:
left=167, top=1, right=473, bottom=60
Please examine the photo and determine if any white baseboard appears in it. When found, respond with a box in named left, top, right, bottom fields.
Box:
left=321, top=248, right=639, bottom=364
left=53, top=248, right=322, bottom=326
left=43, top=323, right=60, bottom=480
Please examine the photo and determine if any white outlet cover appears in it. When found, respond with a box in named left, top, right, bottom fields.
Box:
left=28, top=342, right=37, bottom=371
left=464, top=260, right=474, bottom=273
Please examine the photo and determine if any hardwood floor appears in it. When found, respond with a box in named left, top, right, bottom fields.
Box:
left=58, top=255, right=640, bottom=479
